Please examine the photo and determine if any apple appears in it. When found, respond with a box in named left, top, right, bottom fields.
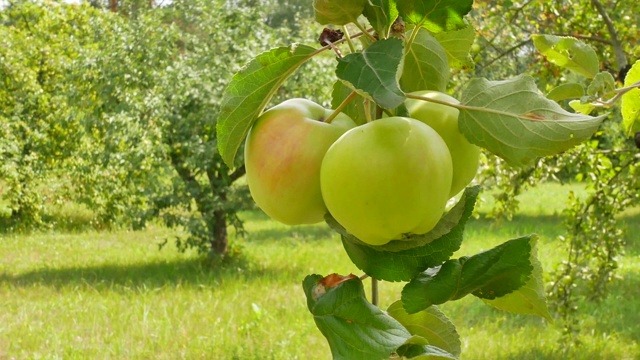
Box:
left=320, top=117, right=453, bottom=246
left=405, top=91, right=480, bottom=197
left=244, top=98, right=356, bottom=225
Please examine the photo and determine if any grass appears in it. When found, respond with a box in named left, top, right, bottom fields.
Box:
left=1, top=182, right=639, bottom=359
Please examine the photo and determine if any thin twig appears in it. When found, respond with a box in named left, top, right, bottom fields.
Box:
left=555, top=33, right=612, bottom=45
left=354, top=22, right=376, bottom=42
left=324, top=91, right=358, bottom=124
left=591, top=0, right=628, bottom=70
left=371, top=278, right=379, bottom=306
left=481, top=39, right=532, bottom=69
left=405, top=93, right=563, bottom=121
left=322, top=39, right=344, bottom=58
left=592, top=80, right=640, bottom=107
left=341, top=26, right=356, bottom=53
left=307, top=28, right=375, bottom=59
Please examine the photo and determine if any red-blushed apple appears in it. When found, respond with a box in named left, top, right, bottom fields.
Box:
left=320, top=117, right=453, bottom=246
left=244, top=98, right=356, bottom=225
left=406, top=90, right=481, bottom=197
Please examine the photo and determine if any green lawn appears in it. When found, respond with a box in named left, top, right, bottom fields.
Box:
left=1, top=183, right=639, bottom=359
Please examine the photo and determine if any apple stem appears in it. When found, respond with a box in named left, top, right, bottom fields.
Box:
left=341, top=26, right=356, bottom=54
left=371, top=278, right=379, bottom=306
left=364, top=99, right=372, bottom=123
left=375, top=105, right=383, bottom=120
left=325, top=90, right=358, bottom=124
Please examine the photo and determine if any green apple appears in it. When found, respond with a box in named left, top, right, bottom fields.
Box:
left=244, top=98, right=356, bottom=225
left=320, top=117, right=453, bottom=246
left=405, top=90, right=480, bottom=197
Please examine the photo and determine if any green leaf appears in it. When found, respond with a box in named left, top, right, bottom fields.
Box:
left=216, top=44, right=317, bottom=167
left=395, top=336, right=458, bottom=359
left=398, top=0, right=473, bottom=33
left=433, top=25, right=475, bottom=70
left=531, top=35, right=599, bottom=78
left=481, top=237, right=551, bottom=320
left=336, top=37, right=405, bottom=110
left=314, top=0, right=365, bottom=26
left=458, top=75, right=606, bottom=167
left=388, top=301, right=461, bottom=357
left=546, top=83, right=584, bottom=102
left=302, top=274, right=410, bottom=360
left=621, top=60, right=640, bottom=136
left=363, top=0, right=399, bottom=39
left=402, top=236, right=535, bottom=314
left=569, top=99, right=596, bottom=115
left=401, top=28, right=449, bottom=93
left=331, top=81, right=370, bottom=126
left=329, top=186, right=479, bottom=282
left=587, top=71, right=616, bottom=98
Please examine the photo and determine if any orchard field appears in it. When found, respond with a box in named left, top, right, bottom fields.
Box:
left=2, top=182, right=639, bottom=359
left=2, top=0, right=640, bottom=359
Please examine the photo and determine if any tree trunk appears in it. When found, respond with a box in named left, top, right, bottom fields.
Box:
left=168, top=148, right=244, bottom=257
left=168, top=150, right=226, bottom=256
left=212, top=209, right=228, bottom=256
left=208, top=169, right=230, bottom=257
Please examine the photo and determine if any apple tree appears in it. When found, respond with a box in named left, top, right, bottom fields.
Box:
left=0, top=1, right=89, bottom=230
left=216, top=0, right=639, bottom=358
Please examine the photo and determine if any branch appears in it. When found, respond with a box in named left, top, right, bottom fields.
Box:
left=592, top=80, right=640, bottom=107
left=555, top=33, right=612, bottom=45
left=508, top=0, right=536, bottom=26
left=478, top=39, right=532, bottom=69
left=229, top=165, right=246, bottom=183
left=591, top=0, right=627, bottom=71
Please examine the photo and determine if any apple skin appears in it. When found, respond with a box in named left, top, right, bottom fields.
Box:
left=320, top=117, right=453, bottom=246
left=244, top=98, right=356, bottom=225
left=405, top=90, right=481, bottom=197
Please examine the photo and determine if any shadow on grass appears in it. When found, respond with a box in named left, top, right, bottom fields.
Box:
left=0, top=255, right=287, bottom=291
left=245, top=224, right=335, bottom=243
left=240, top=209, right=335, bottom=243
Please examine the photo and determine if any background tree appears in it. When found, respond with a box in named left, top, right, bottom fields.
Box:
left=0, top=2, right=87, bottom=230
left=0, top=0, right=335, bottom=257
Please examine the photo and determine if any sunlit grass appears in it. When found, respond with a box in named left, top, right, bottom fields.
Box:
left=0, top=182, right=638, bottom=359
